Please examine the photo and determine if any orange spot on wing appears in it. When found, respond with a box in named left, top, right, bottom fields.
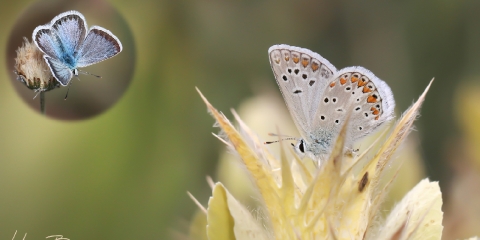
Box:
left=351, top=76, right=358, bottom=83
left=293, top=56, right=300, bottom=63
left=358, top=79, right=367, bottom=87
left=375, top=116, right=380, bottom=120
left=330, top=82, right=336, bottom=88
left=370, top=107, right=380, bottom=115
left=311, top=62, right=319, bottom=72
left=340, top=78, right=347, bottom=85
left=302, top=58, right=309, bottom=68
left=367, top=95, right=378, bottom=103
left=363, top=86, right=371, bottom=93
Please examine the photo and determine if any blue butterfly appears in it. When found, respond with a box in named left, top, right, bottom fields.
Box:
left=32, top=10, right=122, bottom=86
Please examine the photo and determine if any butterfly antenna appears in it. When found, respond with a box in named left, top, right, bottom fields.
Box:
left=79, top=69, right=102, bottom=78
left=264, top=137, right=296, bottom=145
left=64, top=82, right=72, bottom=100
left=268, top=132, right=294, bottom=138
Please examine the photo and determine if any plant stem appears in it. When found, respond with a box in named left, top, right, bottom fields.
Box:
left=40, top=91, right=46, bottom=115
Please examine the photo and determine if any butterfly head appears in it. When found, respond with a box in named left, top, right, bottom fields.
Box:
left=292, top=137, right=332, bottom=162
left=292, top=138, right=306, bottom=159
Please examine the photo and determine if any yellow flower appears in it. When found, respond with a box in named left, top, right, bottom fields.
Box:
left=189, top=80, right=453, bottom=240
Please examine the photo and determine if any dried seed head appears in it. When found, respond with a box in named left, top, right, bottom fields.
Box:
left=14, top=37, right=60, bottom=92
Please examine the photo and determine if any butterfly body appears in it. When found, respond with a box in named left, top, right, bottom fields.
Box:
left=269, top=44, right=395, bottom=162
left=32, top=11, right=122, bottom=86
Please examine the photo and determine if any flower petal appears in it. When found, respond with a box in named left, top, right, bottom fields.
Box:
left=197, top=88, right=295, bottom=238
left=207, top=183, right=235, bottom=240
left=207, top=183, right=270, bottom=240
left=374, top=179, right=443, bottom=240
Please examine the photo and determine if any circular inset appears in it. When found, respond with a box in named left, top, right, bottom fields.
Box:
left=6, top=0, right=135, bottom=120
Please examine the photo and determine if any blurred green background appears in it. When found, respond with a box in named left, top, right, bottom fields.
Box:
left=1, top=0, right=480, bottom=239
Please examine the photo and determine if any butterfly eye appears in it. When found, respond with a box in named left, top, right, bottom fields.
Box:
left=298, top=140, right=305, bottom=153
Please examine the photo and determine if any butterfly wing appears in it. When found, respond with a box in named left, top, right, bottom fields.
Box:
left=76, top=26, right=122, bottom=68
left=33, top=11, right=87, bottom=69
left=44, top=56, right=73, bottom=86
left=268, top=44, right=337, bottom=141
left=311, top=66, right=395, bottom=149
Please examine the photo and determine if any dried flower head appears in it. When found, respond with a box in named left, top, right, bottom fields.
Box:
left=14, top=37, right=60, bottom=92
left=187, top=79, right=469, bottom=240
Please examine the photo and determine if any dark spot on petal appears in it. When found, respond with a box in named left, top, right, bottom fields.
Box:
left=358, top=172, right=369, bottom=192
